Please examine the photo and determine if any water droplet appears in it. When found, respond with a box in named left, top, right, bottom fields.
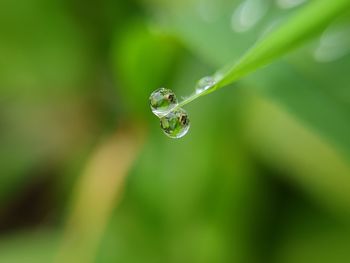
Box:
left=160, top=108, right=190, bottom=139
left=149, top=88, right=178, bottom=117
left=195, top=76, right=216, bottom=94
left=231, top=0, right=269, bottom=33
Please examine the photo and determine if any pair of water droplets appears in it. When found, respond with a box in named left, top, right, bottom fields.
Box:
left=149, top=88, right=190, bottom=139
left=149, top=77, right=216, bottom=139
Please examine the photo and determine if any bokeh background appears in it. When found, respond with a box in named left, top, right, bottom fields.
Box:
left=1, top=0, right=350, bottom=262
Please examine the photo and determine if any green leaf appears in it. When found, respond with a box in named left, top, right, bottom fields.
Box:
left=160, top=0, right=350, bottom=100
left=213, top=0, right=350, bottom=88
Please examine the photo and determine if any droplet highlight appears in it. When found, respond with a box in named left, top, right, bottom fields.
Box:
left=195, top=76, right=216, bottom=94
left=149, top=88, right=178, bottom=117
left=160, top=108, right=190, bottom=139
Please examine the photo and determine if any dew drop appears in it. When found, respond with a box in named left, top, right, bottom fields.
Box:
left=160, top=108, right=190, bottom=139
left=149, top=88, right=178, bottom=117
left=195, top=76, right=216, bottom=94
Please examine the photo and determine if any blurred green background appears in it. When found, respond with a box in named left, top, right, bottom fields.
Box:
left=1, top=0, right=350, bottom=262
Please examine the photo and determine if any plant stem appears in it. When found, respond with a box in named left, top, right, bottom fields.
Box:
left=175, top=0, right=350, bottom=109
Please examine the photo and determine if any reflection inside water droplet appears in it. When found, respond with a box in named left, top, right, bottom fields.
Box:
left=149, top=87, right=178, bottom=117
left=160, top=108, right=190, bottom=139
left=231, top=0, right=269, bottom=32
left=195, top=76, right=216, bottom=94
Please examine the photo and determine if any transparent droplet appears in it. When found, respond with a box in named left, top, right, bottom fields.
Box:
left=195, top=76, right=216, bottom=94
left=160, top=108, right=190, bottom=139
left=149, top=88, right=178, bottom=117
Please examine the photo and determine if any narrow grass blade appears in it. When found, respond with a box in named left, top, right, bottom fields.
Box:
left=213, top=0, right=350, bottom=89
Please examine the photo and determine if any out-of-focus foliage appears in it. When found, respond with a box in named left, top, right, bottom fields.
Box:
left=0, top=0, right=350, bottom=263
